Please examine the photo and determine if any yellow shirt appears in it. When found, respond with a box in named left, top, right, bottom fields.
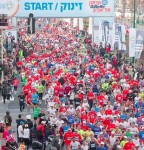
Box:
left=120, top=140, right=128, bottom=148
left=139, top=93, right=144, bottom=101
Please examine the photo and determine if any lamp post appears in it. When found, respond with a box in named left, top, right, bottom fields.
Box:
left=132, top=0, right=136, bottom=67
left=133, top=0, right=136, bottom=28
left=0, top=30, right=4, bottom=82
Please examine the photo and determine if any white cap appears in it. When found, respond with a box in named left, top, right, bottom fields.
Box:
left=41, top=121, right=46, bottom=124
left=117, top=145, right=121, bottom=148
left=26, top=115, right=31, bottom=120
left=101, top=142, right=104, bottom=144
left=124, top=136, right=127, bottom=139
left=61, top=121, right=64, bottom=124
left=135, top=143, right=139, bottom=147
left=83, top=121, right=86, bottom=123
left=111, top=131, right=115, bottom=134
left=0, top=120, right=4, bottom=124
left=100, top=132, right=103, bottom=135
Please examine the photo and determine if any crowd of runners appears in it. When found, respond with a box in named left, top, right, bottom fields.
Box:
left=0, top=19, right=144, bottom=150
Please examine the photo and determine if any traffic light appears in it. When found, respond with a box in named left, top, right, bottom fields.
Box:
left=27, top=13, right=35, bottom=34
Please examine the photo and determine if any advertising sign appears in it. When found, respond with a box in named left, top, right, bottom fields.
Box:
left=129, top=28, right=144, bottom=58
left=5, top=30, right=17, bottom=42
left=0, top=0, right=114, bottom=17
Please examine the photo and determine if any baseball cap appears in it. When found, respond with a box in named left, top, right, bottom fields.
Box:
left=26, top=115, right=31, bottom=120
left=117, top=145, right=121, bottom=149
left=111, top=131, right=115, bottom=134
left=41, top=121, right=46, bottom=124
left=101, top=142, right=104, bottom=144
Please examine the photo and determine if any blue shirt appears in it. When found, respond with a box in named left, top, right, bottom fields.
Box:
left=86, top=123, right=94, bottom=129
left=92, top=126, right=101, bottom=137
left=139, top=131, right=144, bottom=141
left=67, top=115, right=74, bottom=125
left=97, top=147, right=108, bottom=150
left=134, top=102, right=144, bottom=109
left=120, top=114, right=127, bottom=120
left=94, top=107, right=99, bottom=112
left=31, top=93, right=39, bottom=104
left=62, top=125, right=69, bottom=133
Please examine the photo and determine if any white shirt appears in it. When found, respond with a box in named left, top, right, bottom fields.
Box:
left=82, top=103, right=89, bottom=111
left=81, top=144, right=89, bottom=150
left=109, top=136, right=117, bottom=146
left=50, top=117, right=57, bottom=125
left=133, top=138, right=140, bottom=146
left=123, top=121, right=130, bottom=128
left=23, top=128, right=30, bottom=139
left=18, top=125, right=23, bottom=138
left=129, top=127, right=139, bottom=134
left=70, top=141, right=80, bottom=150
left=47, top=108, right=56, bottom=117
left=67, top=108, right=76, bottom=114
left=55, top=120, right=63, bottom=128
left=138, top=145, right=144, bottom=150
left=129, top=117, right=137, bottom=124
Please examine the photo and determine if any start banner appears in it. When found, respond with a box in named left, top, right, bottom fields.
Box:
left=0, top=0, right=114, bottom=17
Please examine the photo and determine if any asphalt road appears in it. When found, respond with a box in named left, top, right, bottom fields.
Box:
left=0, top=76, right=46, bottom=131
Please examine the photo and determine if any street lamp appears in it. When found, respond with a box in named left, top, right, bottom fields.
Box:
left=133, top=0, right=136, bottom=28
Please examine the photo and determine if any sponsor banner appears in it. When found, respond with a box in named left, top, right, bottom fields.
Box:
left=129, top=28, right=144, bottom=58
left=112, top=23, right=120, bottom=50
left=129, top=28, right=136, bottom=57
left=102, top=20, right=109, bottom=45
left=135, top=30, right=144, bottom=59
left=5, top=30, right=17, bottom=42
left=0, top=0, right=114, bottom=17
left=121, top=25, right=125, bottom=43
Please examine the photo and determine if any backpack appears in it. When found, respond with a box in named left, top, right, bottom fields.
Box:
left=5, top=116, right=9, bottom=124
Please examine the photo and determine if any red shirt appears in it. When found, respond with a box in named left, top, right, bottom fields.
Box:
left=17, top=61, right=22, bottom=68
left=64, top=131, right=73, bottom=145
left=64, top=86, right=71, bottom=95
left=78, top=93, right=84, bottom=101
left=54, top=86, right=59, bottom=96
left=37, top=124, right=45, bottom=135
left=105, top=109, right=112, bottom=115
left=81, top=124, right=89, bottom=131
left=59, top=87, right=64, bottom=97
left=59, top=107, right=67, bottom=113
left=80, top=114, right=88, bottom=123
left=115, top=94, right=123, bottom=104
left=122, top=89, right=129, bottom=100
left=23, top=85, right=30, bottom=95
left=13, top=79, right=19, bottom=87
left=103, top=118, right=111, bottom=126
left=97, top=95, right=105, bottom=106
left=88, top=111, right=97, bottom=124
left=73, top=133, right=82, bottom=142
left=123, top=142, right=135, bottom=150
left=106, top=123, right=116, bottom=131
left=25, top=93, right=31, bottom=104
left=87, top=92, right=95, bottom=101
